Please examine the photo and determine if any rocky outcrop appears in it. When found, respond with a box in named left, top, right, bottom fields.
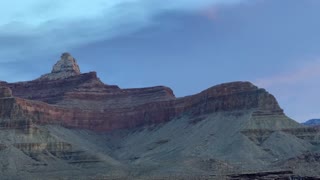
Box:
left=38, top=52, right=81, bottom=80
left=0, top=86, right=12, bottom=98
left=5, top=72, right=120, bottom=104
left=0, top=53, right=291, bottom=131
left=0, top=81, right=286, bottom=131
left=284, top=127, right=320, bottom=145
left=227, top=170, right=318, bottom=180
left=1, top=53, right=320, bottom=179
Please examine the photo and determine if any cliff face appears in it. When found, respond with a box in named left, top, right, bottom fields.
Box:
left=1, top=75, right=284, bottom=131
left=0, top=53, right=287, bottom=131
left=0, top=53, right=319, bottom=179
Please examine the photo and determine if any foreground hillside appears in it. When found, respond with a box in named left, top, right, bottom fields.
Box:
left=0, top=53, right=319, bottom=179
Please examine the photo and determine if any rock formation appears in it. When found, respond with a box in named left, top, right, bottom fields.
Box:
left=2, top=78, right=288, bottom=131
left=39, top=52, right=81, bottom=80
left=0, top=53, right=319, bottom=179
left=1, top=54, right=287, bottom=131
left=0, top=86, right=12, bottom=98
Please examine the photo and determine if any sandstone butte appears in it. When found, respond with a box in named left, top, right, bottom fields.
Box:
left=1, top=53, right=320, bottom=179
left=0, top=53, right=285, bottom=132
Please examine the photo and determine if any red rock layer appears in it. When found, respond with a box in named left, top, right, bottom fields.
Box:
left=0, top=74, right=284, bottom=131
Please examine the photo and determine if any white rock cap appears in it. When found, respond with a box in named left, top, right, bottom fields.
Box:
left=38, top=52, right=81, bottom=80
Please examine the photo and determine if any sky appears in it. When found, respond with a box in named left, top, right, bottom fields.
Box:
left=0, top=0, right=319, bottom=122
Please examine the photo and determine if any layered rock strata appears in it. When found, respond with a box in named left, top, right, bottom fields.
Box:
left=0, top=53, right=305, bottom=131
left=1, top=80, right=284, bottom=131
left=1, top=53, right=320, bottom=179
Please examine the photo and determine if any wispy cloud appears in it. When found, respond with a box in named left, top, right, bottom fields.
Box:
left=254, top=59, right=320, bottom=122
left=201, top=6, right=219, bottom=21
left=0, top=0, right=244, bottom=63
left=255, top=60, right=320, bottom=88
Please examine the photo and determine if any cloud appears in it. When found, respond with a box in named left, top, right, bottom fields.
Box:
left=255, top=60, right=320, bottom=88
left=201, top=6, right=219, bottom=21
left=0, top=0, right=245, bottom=63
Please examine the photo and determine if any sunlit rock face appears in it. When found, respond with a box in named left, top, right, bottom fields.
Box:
left=39, top=52, right=81, bottom=80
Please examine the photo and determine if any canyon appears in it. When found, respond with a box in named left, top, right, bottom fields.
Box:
left=0, top=53, right=319, bottom=179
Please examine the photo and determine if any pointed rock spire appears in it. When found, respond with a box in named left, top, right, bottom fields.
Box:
left=39, top=52, right=81, bottom=80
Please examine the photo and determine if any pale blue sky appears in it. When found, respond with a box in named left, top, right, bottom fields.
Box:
left=0, top=0, right=319, bottom=122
